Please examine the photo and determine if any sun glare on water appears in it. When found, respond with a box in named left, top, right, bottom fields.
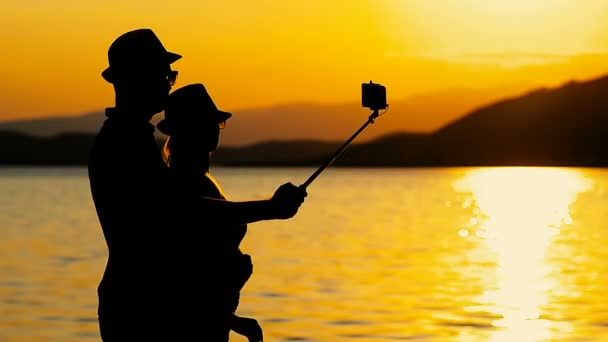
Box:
left=454, top=167, right=593, bottom=341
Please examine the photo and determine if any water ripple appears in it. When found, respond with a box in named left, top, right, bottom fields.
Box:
left=259, top=291, right=288, bottom=298
left=75, top=317, right=98, bottom=323
left=437, top=319, right=496, bottom=329
left=264, top=317, right=292, bottom=323
left=0, top=281, right=28, bottom=288
left=39, top=315, right=67, bottom=322
left=56, top=256, right=82, bottom=266
left=340, top=333, right=435, bottom=340
left=73, top=331, right=100, bottom=338
left=327, top=320, right=370, bottom=326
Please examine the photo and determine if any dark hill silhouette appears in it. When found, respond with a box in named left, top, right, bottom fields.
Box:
left=2, top=74, right=608, bottom=166
left=333, top=132, right=433, bottom=166
left=213, top=140, right=343, bottom=166
left=428, top=75, right=608, bottom=165
left=0, top=131, right=94, bottom=165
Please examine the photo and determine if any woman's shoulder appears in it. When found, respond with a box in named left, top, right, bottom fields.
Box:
left=200, top=172, right=228, bottom=199
left=204, top=172, right=230, bottom=198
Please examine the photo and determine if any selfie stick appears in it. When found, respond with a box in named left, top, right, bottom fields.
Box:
left=299, top=108, right=382, bottom=189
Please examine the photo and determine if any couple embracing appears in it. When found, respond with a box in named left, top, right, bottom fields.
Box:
left=88, top=28, right=307, bottom=341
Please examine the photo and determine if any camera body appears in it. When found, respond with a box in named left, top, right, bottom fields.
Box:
left=361, top=81, right=388, bottom=110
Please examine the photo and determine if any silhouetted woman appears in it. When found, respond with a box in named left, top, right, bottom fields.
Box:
left=157, top=83, right=263, bottom=342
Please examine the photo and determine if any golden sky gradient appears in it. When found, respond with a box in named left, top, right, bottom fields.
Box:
left=1, top=0, right=608, bottom=126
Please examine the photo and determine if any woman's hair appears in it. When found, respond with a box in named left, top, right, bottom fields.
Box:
left=161, top=136, right=213, bottom=169
left=161, top=136, right=173, bottom=166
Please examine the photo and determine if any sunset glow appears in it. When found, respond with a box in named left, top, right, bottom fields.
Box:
left=1, top=1, right=608, bottom=126
left=388, top=0, right=607, bottom=59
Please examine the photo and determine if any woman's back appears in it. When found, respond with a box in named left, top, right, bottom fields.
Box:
left=199, top=172, right=247, bottom=249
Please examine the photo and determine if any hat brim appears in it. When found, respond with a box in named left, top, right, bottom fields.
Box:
left=102, top=51, right=182, bottom=83
left=166, top=51, right=182, bottom=64
left=216, top=110, right=232, bottom=122
left=156, top=110, right=232, bottom=136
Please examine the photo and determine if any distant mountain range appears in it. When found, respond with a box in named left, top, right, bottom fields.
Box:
left=1, top=75, right=608, bottom=166
left=0, top=85, right=526, bottom=147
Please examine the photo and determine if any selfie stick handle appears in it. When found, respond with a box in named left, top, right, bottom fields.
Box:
left=300, top=109, right=381, bottom=190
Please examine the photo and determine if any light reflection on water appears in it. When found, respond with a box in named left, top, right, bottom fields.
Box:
left=1, top=166, right=608, bottom=342
left=454, top=167, right=593, bottom=341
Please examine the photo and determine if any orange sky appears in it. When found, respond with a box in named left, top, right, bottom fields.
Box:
left=1, top=0, right=608, bottom=126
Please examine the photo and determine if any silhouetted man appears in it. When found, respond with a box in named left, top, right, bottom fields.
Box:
left=88, top=28, right=183, bottom=341
left=89, top=28, right=307, bottom=341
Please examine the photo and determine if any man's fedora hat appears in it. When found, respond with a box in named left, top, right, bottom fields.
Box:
left=102, top=28, right=181, bottom=83
left=157, top=83, right=232, bottom=135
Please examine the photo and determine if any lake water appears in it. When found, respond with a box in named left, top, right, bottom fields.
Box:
left=1, top=166, right=608, bottom=342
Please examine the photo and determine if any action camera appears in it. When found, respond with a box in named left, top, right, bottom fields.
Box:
left=361, top=81, right=388, bottom=110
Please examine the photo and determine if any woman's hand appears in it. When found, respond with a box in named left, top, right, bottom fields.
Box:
left=270, top=182, right=307, bottom=219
